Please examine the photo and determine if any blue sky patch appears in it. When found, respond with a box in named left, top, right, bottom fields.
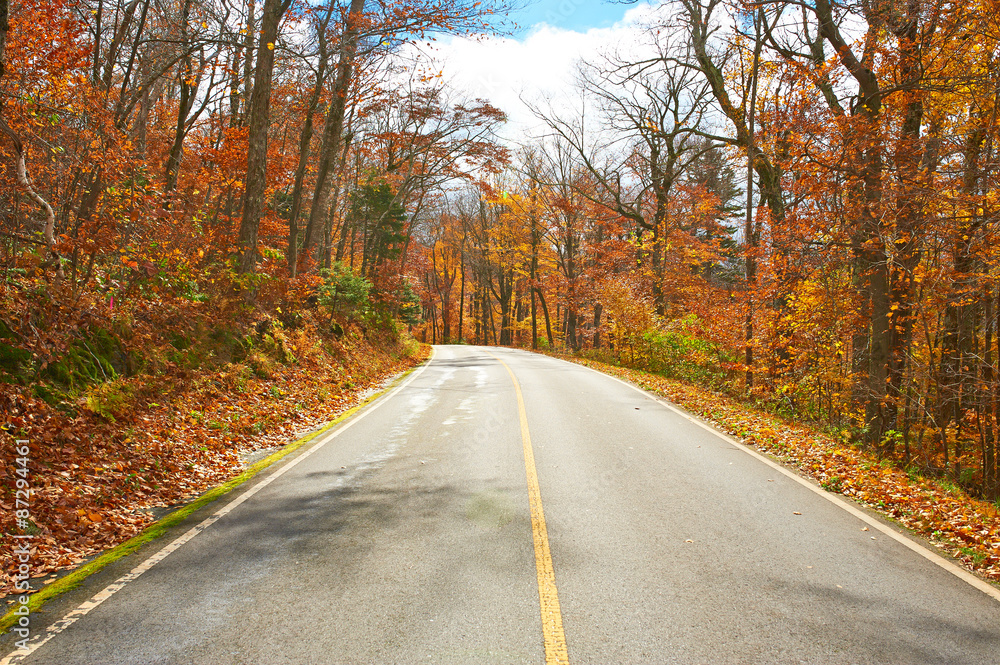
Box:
left=511, top=0, right=632, bottom=33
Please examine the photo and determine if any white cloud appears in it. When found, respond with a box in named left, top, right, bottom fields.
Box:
left=407, top=3, right=662, bottom=144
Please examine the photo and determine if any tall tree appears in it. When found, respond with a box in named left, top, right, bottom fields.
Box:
left=237, top=0, right=293, bottom=275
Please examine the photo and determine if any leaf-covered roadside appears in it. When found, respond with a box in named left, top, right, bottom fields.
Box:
left=565, top=356, right=1000, bottom=587
left=0, top=315, right=428, bottom=600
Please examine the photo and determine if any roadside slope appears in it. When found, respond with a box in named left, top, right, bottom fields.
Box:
left=1, top=307, right=427, bottom=601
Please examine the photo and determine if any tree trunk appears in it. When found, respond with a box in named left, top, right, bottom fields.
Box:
left=240, top=0, right=256, bottom=123
left=0, top=0, right=9, bottom=79
left=302, top=0, right=366, bottom=263
left=164, top=0, right=197, bottom=195
left=286, top=12, right=333, bottom=276
left=498, top=270, right=513, bottom=346
left=876, top=15, right=928, bottom=455
left=531, top=285, right=538, bottom=350
left=744, top=7, right=762, bottom=388
left=474, top=288, right=482, bottom=345
left=1, top=5, right=60, bottom=281
left=593, top=302, right=602, bottom=349
left=567, top=307, right=578, bottom=352
left=286, top=94, right=319, bottom=276
left=458, top=243, right=466, bottom=342
left=984, top=297, right=996, bottom=498
left=236, top=0, right=289, bottom=275
left=650, top=141, right=667, bottom=316
left=318, top=132, right=353, bottom=272
left=536, top=287, right=554, bottom=347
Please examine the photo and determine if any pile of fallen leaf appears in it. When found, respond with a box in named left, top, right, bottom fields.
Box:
left=0, top=319, right=428, bottom=598
left=568, top=356, right=1000, bottom=586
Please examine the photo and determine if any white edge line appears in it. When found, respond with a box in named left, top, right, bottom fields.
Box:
left=1, top=351, right=435, bottom=664
left=544, top=353, right=1000, bottom=604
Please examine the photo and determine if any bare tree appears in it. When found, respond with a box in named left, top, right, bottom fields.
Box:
left=531, top=35, right=715, bottom=314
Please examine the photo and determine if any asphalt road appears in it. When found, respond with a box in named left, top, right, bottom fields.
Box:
left=4, top=345, right=1000, bottom=664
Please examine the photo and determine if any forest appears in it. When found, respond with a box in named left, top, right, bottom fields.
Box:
left=1, top=0, right=999, bottom=531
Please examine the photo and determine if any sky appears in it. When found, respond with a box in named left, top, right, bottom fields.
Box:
left=409, top=1, right=660, bottom=142
left=510, top=0, right=634, bottom=33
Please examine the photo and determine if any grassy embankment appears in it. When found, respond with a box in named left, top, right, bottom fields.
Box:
left=1, top=285, right=427, bottom=620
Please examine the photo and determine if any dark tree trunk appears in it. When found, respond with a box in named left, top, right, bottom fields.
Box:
left=0, top=0, right=9, bottom=79
left=567, top=307, right=578, bottom=352
left=744, top=6, right=762, bottom=389
left=593, top=302, right=603, bottom=349
left=285, top=3, right=335, bottom=277
left=302, top=0, right=365, bottom=263
left=164, top=0, right=197, bottom=195
left=237, top=0, right=290, bottom=275
left=536, top=288, right=554, bottom=347
left=240, top=0, right=256, bottom=122
left=458, top=243, right=466, bottom=342
left=318, top=132, right=353, bottom=272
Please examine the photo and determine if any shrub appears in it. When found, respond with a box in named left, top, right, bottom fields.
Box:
left=317, top=263, right=372, bottom=323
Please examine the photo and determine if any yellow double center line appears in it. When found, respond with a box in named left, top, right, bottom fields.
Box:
left=489, top=351, right=570, bottom=665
